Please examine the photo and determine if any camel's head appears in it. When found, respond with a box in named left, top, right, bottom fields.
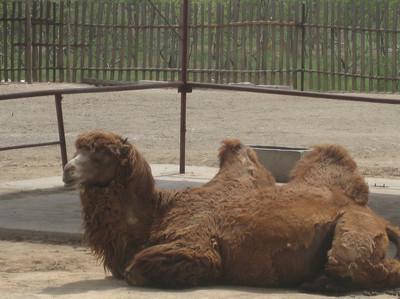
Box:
left=289, top=144, right=369, bottom=204
left=63, top=131, right=131, bottom=189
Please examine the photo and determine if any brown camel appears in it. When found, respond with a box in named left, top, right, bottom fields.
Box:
left=62, top=130, right=275, bottom=280
left=63, top=130, right=400, bottom=292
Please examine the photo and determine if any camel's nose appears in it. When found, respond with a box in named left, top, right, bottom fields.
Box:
left=62, top=162, right=75, bottom=183
left=63, top=161, right=75, bottom=172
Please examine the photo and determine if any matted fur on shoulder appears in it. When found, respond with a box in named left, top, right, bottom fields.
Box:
left=290, top=144, right=369, bottom=205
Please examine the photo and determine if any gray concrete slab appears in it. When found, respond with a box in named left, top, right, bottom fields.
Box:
left=0, top=164, right=399, bottom=239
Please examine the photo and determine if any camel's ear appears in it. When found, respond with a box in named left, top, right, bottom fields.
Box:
left=120, top=144, right=131, bottom=158
left=92, top=142, right=100, bottom=152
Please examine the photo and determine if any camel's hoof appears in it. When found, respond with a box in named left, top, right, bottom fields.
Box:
left=124, top=266, right=148, bottom=287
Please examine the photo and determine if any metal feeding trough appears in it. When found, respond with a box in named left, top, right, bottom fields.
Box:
left=249, top=146, right=312, bottom=183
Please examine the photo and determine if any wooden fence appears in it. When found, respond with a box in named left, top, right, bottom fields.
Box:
left=0, top=0, right=399, bottom=92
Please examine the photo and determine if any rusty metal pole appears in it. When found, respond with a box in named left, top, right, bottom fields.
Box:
left=55, top=93, right=68, bottom=168
left=179, top=90, right=187, bottom=174
left=179, top=0, right=190, bottom=174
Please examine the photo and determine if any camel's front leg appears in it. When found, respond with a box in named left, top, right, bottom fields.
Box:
left=124, top=242, right=222, bottom=288
left=325, top=208, right=400, bottom=290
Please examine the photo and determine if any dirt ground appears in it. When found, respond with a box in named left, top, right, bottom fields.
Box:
left=1, top=83, right=400, bottom=183
left=1, top=240, right=399, bottom=299
left=1, top=83, right=400, bottom=298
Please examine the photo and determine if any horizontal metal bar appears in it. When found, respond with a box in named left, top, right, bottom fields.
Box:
left=189, top=82, right=400, bottom=105
left=0, top=141, right=61, bottom=151
left=0, top=82, right=184, bottom=101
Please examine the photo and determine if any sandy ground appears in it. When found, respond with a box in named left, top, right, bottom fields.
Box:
left=1, top=83, right=400, bottom=298
left=1, top=239, right=399, bottom=299
left=1, top=83, right=400, bottom=183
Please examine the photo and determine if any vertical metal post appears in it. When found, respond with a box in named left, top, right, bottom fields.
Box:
left=300, top=3, right=306, bottom=91
left=179, top=0, right=189, bottom=174
left=55, top=93, right=68, bottom=168
left=180, top=91, right=187, bottom=174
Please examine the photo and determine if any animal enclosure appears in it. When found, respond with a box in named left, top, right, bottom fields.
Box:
left=0, top=0, right=399, bottom=92
left=1, top=0, right=400, bottom=176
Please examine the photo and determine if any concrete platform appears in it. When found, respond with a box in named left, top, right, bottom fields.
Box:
left=0, top=164, right=400, bottom=239
left=1, top=164, right=400, bottom=298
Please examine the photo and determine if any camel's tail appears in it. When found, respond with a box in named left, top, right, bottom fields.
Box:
left=386, top=225, right=400, bottom=260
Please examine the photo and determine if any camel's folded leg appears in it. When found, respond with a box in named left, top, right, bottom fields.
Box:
left=324, top=209, right=400, bottom=291
left=124, top=242, right=222, bottom=288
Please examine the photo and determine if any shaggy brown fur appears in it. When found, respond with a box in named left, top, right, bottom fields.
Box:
left=63, top=131, right=400, bottom=292
left=289, top=144, right=369, bottom=205
left=287, top=144, right=400, bottom=291
left=63, top=131, right=275, bottom=280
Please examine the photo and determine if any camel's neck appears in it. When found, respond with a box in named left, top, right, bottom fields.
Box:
left=80, top=186, right=134, bottom=277
left=81, top=184, right=161, bottom=277
left=80, top=150, right=161, bottom=277
left=116, top=150, right=160, bottom=221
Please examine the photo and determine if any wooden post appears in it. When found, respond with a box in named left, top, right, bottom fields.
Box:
left=2, top=2, right=8, bottom=82
left=300, top=3, right=305, bottom=91
left=58, top=1, right=65, bottom=82
left=25, top=0, right=32, bottom=83
left=66, top=1, right=71, bottom=82
left=292, top=1, right=299, bottom=89
left=392, top=2, right=398, bottom=92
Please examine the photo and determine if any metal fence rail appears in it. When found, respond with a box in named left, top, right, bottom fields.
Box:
left=1, top=80, right=399, bottom=174
left=0, top=82, right=183, bottom=168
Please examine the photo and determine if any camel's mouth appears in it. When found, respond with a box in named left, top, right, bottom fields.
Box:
left=63, top=162, right=81, bottom=189
left=62, top=171, right=80, bottom=189
left=63, top=178, right=79, bottom=189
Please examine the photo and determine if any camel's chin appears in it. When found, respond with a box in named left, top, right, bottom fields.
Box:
left=63, top=179, right=79, bottom=189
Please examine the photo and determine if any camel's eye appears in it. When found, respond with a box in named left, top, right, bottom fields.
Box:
left=90, top=150, right=117, bottom=167
left=91, top=156, right=102, bottom=163
left=91, top=152, right=106, bottom=164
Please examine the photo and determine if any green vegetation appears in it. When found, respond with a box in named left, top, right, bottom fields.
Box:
left=0, top=0, right=399, bottom=92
